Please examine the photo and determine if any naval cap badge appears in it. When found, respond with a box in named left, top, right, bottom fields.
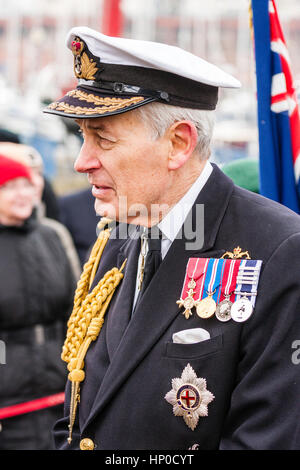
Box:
left=164, top=363, right=214, bottom=431
left=71, top=36, right=101, bottom=80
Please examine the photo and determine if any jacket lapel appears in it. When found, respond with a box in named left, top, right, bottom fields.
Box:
left=83, top=164, right=234, bottom=429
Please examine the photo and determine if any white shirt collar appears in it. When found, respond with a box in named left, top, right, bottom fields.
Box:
left=158, top=161, right=213, bottom=243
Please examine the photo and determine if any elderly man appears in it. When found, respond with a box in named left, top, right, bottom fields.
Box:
left=45, top=27, right=300, bottom=450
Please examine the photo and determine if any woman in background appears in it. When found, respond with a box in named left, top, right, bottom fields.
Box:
left=0, top=154, right=76, bottom=450
left=0, top=142, right=81, bottom=279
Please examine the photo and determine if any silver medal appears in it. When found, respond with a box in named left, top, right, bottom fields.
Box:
left=231, top=297, right=253, bottom=322
left=215, top=299, right=232, bottom=322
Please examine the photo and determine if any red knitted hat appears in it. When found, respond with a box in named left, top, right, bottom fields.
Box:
left=0, top=154, right=32, bottom=186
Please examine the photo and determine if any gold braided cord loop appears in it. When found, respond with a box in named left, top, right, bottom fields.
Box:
left=62, top=230, right=110, bottom=364
left=89, top=224, right=112, bottom=289
left=68, top=283, right=120, bottom=379
left=63, top=217, right=127, bottom=445
left=63, top=269, right=115, bottom=367
left=61, top=217, right=116, bottom=366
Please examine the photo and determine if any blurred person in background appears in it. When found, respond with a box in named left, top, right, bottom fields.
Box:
left=59, top=187, right=100, bottom=267
left=0, top=128, right=20, bottom=144
left=221, top=158, right=259, bottom=194
left=0, top=154, right=76, bottom=450
left=0, top=142, right=81, bottom=280
left=0, top=128, right=60, bottom=221
left=42, top=178, right=61, bottom=222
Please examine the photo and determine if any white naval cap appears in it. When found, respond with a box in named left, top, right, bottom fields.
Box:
left=45, top=26, right=241, bottom=119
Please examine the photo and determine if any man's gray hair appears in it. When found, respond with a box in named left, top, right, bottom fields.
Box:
left=135, top=102, right=215, bottom=159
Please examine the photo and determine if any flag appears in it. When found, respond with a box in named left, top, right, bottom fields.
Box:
left=251, top=0, right=300, bottom=213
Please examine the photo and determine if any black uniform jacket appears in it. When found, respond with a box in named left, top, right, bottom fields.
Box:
left=54, top=164, right=300, bottom=450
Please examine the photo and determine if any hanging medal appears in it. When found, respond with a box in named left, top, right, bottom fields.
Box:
left=215, top=259, right=241, bottom=322
left=196, top=259, right=225, bottom=319
left=231, top=259, right=262, bottom=322
left=176, top=258, right=209, bottom=319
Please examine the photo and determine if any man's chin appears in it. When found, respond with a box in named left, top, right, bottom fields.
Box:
left=93, top=199, right=151, bottom=226
left=94, top=199, right=117, bottom=221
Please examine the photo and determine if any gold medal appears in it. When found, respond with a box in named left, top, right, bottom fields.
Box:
left=196, top=293, right=216, bottom=319
left=195, top=259, right=221, bottom=319
left=177, top=279, right=197, bottom=319
left=177, top=296, right=196, bottom=319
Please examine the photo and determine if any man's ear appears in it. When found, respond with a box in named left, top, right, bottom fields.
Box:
left=167, top=121, right=198, bottom=170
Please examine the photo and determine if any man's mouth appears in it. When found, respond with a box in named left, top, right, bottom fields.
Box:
left=92, top=184, right=113, bottom=197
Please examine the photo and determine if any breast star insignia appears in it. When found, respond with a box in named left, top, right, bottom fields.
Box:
left=164, top=363, right=215, bottom=431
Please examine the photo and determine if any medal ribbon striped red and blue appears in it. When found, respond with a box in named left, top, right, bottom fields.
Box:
left=218, top=259, right=242, bottom=303
left=201, top=258, right=225, bottom=303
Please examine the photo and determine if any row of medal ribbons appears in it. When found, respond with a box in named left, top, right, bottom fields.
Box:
left=177, top=258, right=262, bottom=323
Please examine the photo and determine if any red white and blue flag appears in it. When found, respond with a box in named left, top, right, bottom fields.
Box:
left=251, top=0, right=300, bottom=213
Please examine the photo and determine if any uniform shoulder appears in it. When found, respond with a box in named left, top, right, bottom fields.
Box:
left=231, top=185, right=300, bottom=238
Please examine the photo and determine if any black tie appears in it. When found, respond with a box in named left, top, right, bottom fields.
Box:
left=134, top=226, right=162, bottom=310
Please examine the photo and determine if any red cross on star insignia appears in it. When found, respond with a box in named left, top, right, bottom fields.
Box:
left=164, top=363, right=214, bottom=431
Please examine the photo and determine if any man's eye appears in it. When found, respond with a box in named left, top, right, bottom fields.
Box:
left=98, top=136, right=114, bottom=147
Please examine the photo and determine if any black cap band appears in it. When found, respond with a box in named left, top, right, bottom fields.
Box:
left=79, top=62, right=218, bottom=110
left=78, top=79, right=170, bottom=102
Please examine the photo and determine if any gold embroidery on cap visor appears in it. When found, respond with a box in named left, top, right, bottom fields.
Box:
left=47, top=90, right=146, bottom=116
left=68, top=89, right=143, bottom=105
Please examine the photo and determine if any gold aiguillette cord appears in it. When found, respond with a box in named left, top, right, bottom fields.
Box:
left=67, top=243, right=127, bottom=444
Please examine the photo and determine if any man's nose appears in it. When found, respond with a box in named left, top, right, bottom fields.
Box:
left=74, top=142, right=101, bottom=173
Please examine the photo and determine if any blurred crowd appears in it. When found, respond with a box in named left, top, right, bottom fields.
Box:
left=0, top=129, right=99, bottom=450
